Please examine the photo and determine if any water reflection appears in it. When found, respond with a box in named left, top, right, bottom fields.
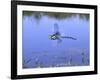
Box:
left=23, top=11, right=89, bottom=20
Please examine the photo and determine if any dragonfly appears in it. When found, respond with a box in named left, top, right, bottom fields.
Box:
left=49, top=23, right=77, bottom=43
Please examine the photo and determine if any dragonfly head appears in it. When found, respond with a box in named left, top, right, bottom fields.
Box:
left=49, top=35, right=57, bottom=40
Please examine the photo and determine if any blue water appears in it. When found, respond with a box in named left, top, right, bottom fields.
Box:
left=22, top=13, right=90, bottom=68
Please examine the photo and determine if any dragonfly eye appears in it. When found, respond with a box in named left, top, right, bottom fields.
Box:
left=49, top=35, right=52, bottom=39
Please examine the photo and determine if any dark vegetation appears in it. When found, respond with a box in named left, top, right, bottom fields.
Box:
left=23, top=11, right=89, bottom=20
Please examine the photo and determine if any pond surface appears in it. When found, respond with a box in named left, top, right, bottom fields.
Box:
left=22, top=12, right=90, bottom=68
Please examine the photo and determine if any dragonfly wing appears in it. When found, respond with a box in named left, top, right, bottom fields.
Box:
left=54, top=23, right=59, bottom=33
left=57, top=38, right=62, bottom=43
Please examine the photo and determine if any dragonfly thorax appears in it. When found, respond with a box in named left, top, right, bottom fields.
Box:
left=49, top=32, right=60, bottom=40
